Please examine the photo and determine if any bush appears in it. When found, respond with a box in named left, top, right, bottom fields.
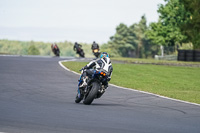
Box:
left=28, top=45, right=40, bottom=55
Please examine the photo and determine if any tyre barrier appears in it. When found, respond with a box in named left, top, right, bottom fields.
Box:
left=178, top=50, right=200, bottom=62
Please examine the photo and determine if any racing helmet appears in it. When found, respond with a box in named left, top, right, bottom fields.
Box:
left=100, top=52, right=109, bottom=58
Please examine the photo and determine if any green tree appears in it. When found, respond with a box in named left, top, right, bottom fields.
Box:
left=179, top=0, right=200, bottom=49
left=131, top=15, right=149, bottom=58
left=108, top=23, right=135, bottom=57
left=108, top=15, right=156, bottom=58
left=28, top=45, right=40, bottom=55
left=146, top=0, right=188, bottom=49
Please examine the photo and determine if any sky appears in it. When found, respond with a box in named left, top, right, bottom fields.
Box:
left=0, top=0, right=165, bottom=44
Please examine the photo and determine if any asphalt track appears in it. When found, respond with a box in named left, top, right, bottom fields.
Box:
left=0, top=56, right=200, bottom=133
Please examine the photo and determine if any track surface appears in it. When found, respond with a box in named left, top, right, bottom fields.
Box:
left=0, top=56, right=200, bottom=133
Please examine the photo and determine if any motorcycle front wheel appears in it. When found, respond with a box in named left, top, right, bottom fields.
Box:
left=75, top=92, right=84, bottom=103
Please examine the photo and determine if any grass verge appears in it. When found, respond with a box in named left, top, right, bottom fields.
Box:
left=62, top=61, right=200, bottom=104
left=111, top=57, right=200, bottom=67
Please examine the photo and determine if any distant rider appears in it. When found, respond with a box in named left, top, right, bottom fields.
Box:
left=79, top=52, right=113, bottom=90
left=73, top=42, right=82, bottom=54
left=91, top=41, right=99, bottom=51
left=51, top=43, right=59, bottom=54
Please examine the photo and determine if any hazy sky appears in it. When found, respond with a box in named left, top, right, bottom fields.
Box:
left=0, top=0, right=165, bottom=43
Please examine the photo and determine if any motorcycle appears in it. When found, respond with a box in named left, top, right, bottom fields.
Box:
left=54, top=49, right=60, bottom=56
left=75, top=69, right=108, bottom=105
left=52, top=46, right=60, bottom=57
left=92, top=48, right=100, bottom=58
left=77, top=47, right=85, bottom=58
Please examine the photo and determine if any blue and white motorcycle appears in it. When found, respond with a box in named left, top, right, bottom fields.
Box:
left=75, top=69, right=108, bottom=105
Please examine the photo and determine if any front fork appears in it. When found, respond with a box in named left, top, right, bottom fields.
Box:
left=77, top=75, right=83, bottom=98
left=77, top=75, right=88, bottom=98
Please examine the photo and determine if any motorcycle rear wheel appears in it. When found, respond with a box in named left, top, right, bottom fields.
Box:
left=83, top=82, right=99, bottom=105
left=79, top=51, right=85, bottom=57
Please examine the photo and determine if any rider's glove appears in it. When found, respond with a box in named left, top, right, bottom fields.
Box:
left=80, top=67, right=85, bottom=71
left=80, top=66, right=87, bottom=74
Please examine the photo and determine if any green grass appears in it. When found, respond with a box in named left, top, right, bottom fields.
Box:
left=62, top=61, right=200, bottom=104
left=111, top=57, right=200, bottom=66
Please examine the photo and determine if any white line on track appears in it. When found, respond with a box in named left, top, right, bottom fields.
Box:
left=59, top=59, right=200, bottom=106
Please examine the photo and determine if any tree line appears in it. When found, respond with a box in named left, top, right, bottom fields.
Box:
left=0, top=40, right=71, bottom=56
left=0, top=0, right=199, bottom=58
left=106, top=0, right=200, bottom=58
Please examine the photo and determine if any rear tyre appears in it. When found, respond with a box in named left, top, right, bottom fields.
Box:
left=56, top=53, right=60, bottom=57
left=80, top=51, right=85, bottom=58
left=83, top=82, right=99, bottom=105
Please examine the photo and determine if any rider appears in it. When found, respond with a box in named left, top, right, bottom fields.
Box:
left=51, top=43, right=59, bottom=54
left=73, top=42, right=82, bottom=54
left=51, top=43, right=55, bottom=51
left=91, top=41, right=99, bottom=51
left=79, top=52, right=113, bottom=89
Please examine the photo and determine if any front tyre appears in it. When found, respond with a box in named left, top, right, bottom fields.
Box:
left=75, top=92, right=83, bottom=103
left=94, top=53, right=98, bottom=58
left=83, top=82, right=99, bottom=105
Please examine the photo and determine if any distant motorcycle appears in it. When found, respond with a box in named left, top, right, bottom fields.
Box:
left=92, top=48, right=100, bottom=58
left=53, top=48, right=60, bottom=56
left=51, top=44, right=60, bottom=57
left=75, top=69, right=108, bottom=105
left=77, top=47, right=85, bottom=58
